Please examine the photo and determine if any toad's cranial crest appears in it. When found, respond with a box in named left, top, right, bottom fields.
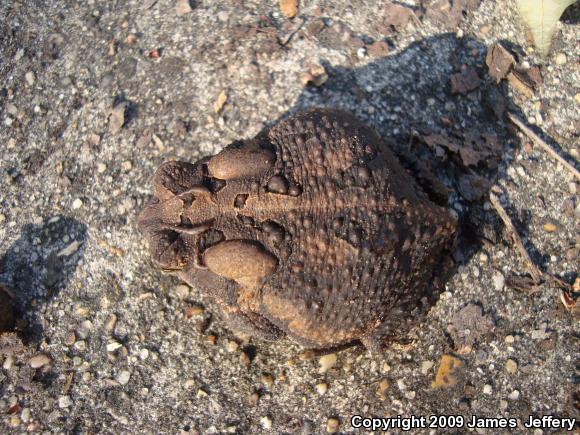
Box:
left=138, top=108, right=457, bottom=350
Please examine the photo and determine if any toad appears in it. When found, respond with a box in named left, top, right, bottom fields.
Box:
left=138, top=109, right=456, bottom=350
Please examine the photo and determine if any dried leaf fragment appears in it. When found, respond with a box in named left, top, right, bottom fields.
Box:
left=515, top=0, right=577, bottom=56
left=213, top=90, right=228, bottom=113
left=507, top=67, right=542, bottom=97
left=485, top=43, right=515, bottom=83
left=425, top=0, right=482, bottom=28
left=450, top=67, right=482, bottom=94
left=432, top=354, right=463, bottom=388
left=280, top=0, right=298, bottom=18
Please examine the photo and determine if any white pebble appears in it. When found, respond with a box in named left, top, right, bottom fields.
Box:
left=492, top=272, right=505, bottom=290
left=554, top=53, right=566, bottom=65
left=20, top=408, right=31, bottom=422
left=421, top=360, right=434, bottom=375
left=483, top=384, right=492, bottom=394
left=139, top=348, right=149, bottom=360
left=58, top=396, right=73, bottom=408
left=72, top=198, right=83, bottom=209
left=260, top=416, right=272, bottom=429
left=25, top=71, right=35, bottom=86
left=318, top=353, right=337, bottom=374
left=29, top=354, right=51, bottom=368
left=116, top=370, right=131, bottom=385
left=107, top=341, right=123, bottom=352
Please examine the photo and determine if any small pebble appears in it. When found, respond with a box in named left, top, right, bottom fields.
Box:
left=20, top=408, right=31, bottom=422
left=397, top=379, right=406, bottom=391
left=72, top=198, right=83, bottom=209
left=196, top=388, right=208, bottom=398
left=173, top=284, right=189, bottom=299
left=175, top=0, right=193, bottom=16
left=74, top=340, right=87, bottom=351
left=505, top=359, right=518, bottom=374
left=248, top=392, right=260, bottom=406
left=421, top=360, right=434, bottom=374
left=260, top=416, right=272, bottom=430
left=29, top=354, right=51, bottom=368
left=65, top=332, right=76, bottom=346
left=326, top=417, right=340, bottom=434
left=261, top=374, right=274, bottom=389
left=492, top=272, right=505, bottom=291
left=96, top=163, right=107, bottom=173
left=76, top=320, right=92, bottom=339
left=104, top=314, right=117, bottom=333
left=505, top=335, right=515, bottom=344
left=508, top=390, right=520, bottom=400
left=25, top=71, right=35, bottom=86
left=483, top=384, right=492, bottom=395
left=225, top=340, right=239, bottom=352
left=554, top=53, right=567, bottom=65
left=239, top=351, right=251, bottom=367
left=280, top=0, right=298, bottom=18
left=500, top=399, right=508, bottom=410
left=116, top=370, right=131, bottom=385
left=107, top=341, right=122, bottom=352
left=139, top=348, right=149, bottom=360
left=58, top=396, right=73, bottom=408
left=377, top=379, right=390, bottom=396
left=6, top=103, right=17, bottom=115
left=315, top=382, right=328, bottom=395
left=318, top=353, right=337, bottom=373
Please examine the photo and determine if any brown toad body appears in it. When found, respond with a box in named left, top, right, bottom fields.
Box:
left=138, top=109, right=457, bottom=350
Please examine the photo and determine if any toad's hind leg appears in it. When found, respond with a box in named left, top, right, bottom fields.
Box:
left=222, top=307, right=285, bottom=341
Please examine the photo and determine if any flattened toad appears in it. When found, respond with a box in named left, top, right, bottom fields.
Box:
left=138, top=109, right=456, bottom=350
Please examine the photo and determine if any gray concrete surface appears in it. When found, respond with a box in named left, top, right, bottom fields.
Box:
left=0, top=0, right=578, bottom=433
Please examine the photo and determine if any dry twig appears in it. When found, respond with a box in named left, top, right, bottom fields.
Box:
left=489, top=192, right=543, bottom=283
left=508, top=112, right=580, bottom=180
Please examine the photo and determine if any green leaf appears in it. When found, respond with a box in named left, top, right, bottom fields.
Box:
left=515, top=0, right=577, bottom=55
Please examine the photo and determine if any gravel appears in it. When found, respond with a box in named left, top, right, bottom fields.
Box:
left=1, top=0, right=578, bottom=433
